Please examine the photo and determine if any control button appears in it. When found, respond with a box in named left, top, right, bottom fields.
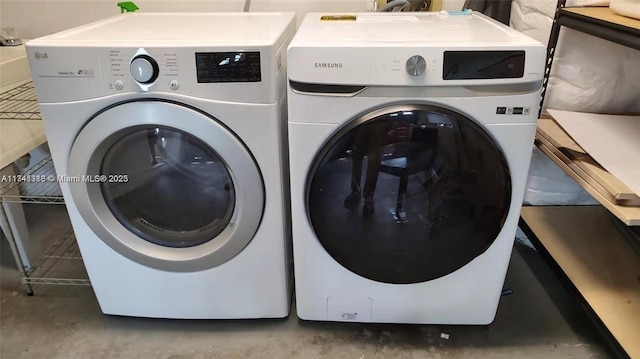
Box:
left=130, top=55, right=159, bottom=84
left=169, top=80, right=180, bottom=91
left=406, top=55, right=426, bottom=76
left=114, top=80, right=124, bottom=90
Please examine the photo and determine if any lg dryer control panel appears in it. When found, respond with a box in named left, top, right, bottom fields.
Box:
left=110, top=48, right=267, bottom=91
left=26, top=45, right=280, bottom=104
left=108, top=48, right=181, bottom=91
left=25, top=12, right=295, bottom=103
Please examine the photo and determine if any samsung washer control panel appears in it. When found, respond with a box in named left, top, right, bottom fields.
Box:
left=442, top=51, right=526, bottom=80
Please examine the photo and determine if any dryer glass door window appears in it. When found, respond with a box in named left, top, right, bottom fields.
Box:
left=67, top=100, right=264, bottom=272
left=307, top=105, right=511, bottom=284
left=100, top=126, right=235, bottom=248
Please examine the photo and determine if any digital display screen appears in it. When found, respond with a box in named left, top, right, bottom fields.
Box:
left=443, top=51, right=525, bottom=80
left=195, top=52, right=261, bottom=83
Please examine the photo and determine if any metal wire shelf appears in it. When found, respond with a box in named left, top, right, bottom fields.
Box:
left=0, top=156, right=64, bottom=204
left=25, top=228, right=91, bottom=286
left=0, top=81, right=41, bottom=120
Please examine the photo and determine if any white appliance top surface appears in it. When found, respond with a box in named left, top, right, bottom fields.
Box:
left=28, top=12, right=295, bottom=46
left=292, top=12, right=540, bottom=46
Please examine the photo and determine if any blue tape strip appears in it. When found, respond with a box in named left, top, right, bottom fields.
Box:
left=448, top=9, right=472, bottom=16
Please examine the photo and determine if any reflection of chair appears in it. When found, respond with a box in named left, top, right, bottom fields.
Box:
left=426, top=169, right=478, bottom=225
left=380, top=125, right=438, bottom=221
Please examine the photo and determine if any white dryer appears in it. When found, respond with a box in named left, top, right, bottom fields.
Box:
left=27, top=12, right=296, bottom=319
left=287, top=12, right=545, bottom=324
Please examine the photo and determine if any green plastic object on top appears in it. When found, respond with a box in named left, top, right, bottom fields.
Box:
left=117, top=1, right=139, bottom=13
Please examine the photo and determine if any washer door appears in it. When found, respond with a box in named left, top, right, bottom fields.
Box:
left=308, top=104, right=511, bottom=284
left=68, top=100, right=264, bottom=272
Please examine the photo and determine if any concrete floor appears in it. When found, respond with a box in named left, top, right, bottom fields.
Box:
left=0, top=208, right=612, bottom=358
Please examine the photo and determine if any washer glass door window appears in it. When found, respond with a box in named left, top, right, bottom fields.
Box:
left=308, top=105, right=511, bottom=284
left=68, top=101, right=264, bottom=272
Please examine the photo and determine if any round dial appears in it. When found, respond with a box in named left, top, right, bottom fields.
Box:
left=406, top=55, right=427, bottom=76
left=130, top=55, right=159, bottom=84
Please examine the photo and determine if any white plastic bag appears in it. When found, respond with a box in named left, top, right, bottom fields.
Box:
left=523, top=148, right=599, bottom=205
left=544, top=28, right=640, bottom=113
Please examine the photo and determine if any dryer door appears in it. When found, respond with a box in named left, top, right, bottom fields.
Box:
left=307, top=104, right=511, bottom=284
left=68, top=100, right=264, bottom=272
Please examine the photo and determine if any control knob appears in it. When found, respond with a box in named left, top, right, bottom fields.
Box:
left=130, top=55, right=159, bottom=84
left=406, top=55, right=426, bottom=76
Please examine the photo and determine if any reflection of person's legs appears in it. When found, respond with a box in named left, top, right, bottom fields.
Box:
left=147, top=129, right=159, bottom=166
left=344, top=130, right=366, bottom=209
left=351, top=133, right=366, bottom=194
left=362, top=151, right=381, bottom=215
left=362, top=122, right=388, bottom=215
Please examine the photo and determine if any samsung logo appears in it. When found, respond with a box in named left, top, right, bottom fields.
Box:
left=315, top=62, right=343, bottom=68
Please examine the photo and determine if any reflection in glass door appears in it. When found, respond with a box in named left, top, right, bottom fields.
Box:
left=308, top=105, right=511, bottom=284
left=100, top=126, right=235, bottom=248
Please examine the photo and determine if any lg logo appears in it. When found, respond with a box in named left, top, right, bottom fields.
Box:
left=34, top=52, right=48, bottom=60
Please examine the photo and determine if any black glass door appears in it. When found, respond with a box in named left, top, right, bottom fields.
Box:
left=100, top=126, right=235, bottom=248
left=308, top=105, right=511, bottom=284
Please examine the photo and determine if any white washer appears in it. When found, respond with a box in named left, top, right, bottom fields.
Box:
left=26, top=12, right=296, bottom=319
left=287, top=12, right=545, bottom=324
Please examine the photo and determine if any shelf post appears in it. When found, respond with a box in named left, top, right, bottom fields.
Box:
left=0, top=202, right=34, bottom=295
left=539, top=0, right=567, bottom=117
